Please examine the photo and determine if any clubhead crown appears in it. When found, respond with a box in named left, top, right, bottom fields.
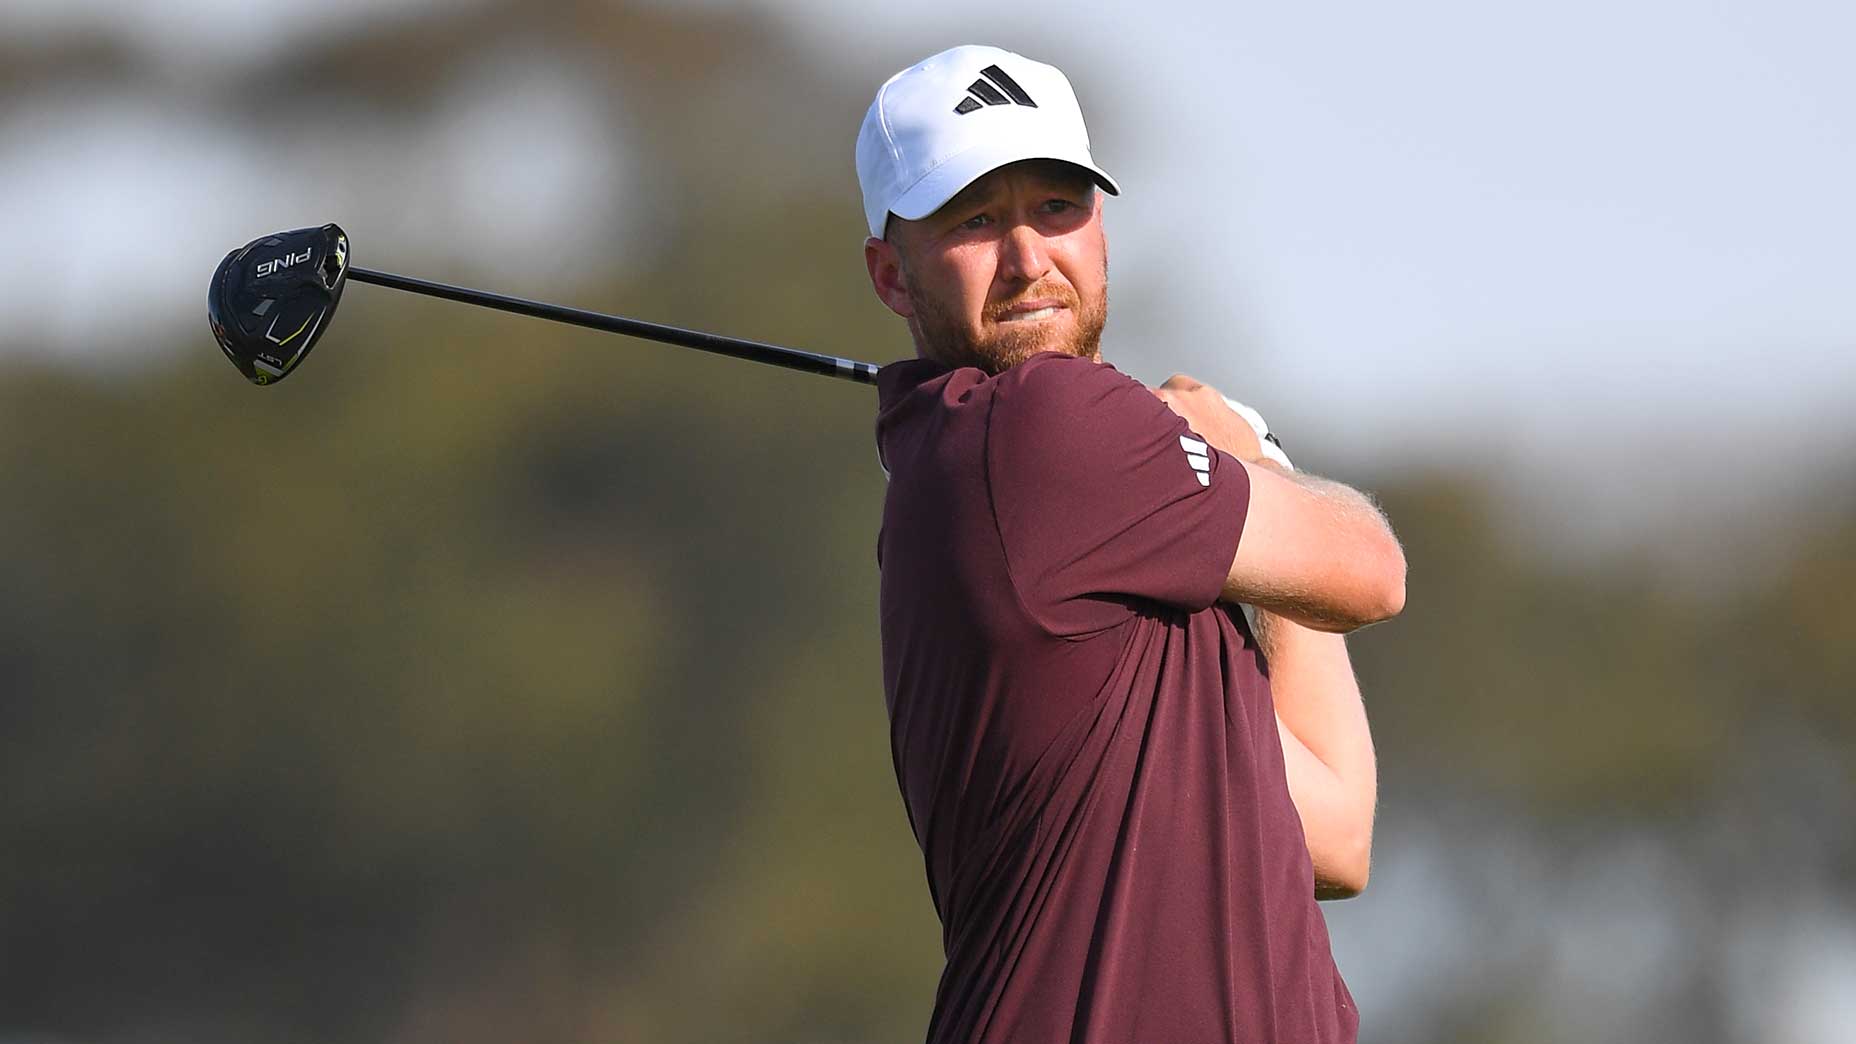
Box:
left=209, top=224, right=349, bottom=385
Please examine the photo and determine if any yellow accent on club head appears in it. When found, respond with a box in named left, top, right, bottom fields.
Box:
left=273, top=314, right=315, bottom=347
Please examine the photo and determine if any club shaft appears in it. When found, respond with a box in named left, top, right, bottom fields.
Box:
left=345, top=267, right=881, bottom=386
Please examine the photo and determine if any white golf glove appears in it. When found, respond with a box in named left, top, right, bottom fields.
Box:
left=1222, top=396, right=1293, bottom=471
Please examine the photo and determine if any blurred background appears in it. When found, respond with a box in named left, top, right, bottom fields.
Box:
left=2, top=1, right=1852, bottom=1042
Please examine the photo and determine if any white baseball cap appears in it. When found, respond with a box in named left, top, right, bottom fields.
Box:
left=856, top=45, right=1121, bottom=239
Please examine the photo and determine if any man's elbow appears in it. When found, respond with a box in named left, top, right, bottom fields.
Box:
left=1365, top=535, right=1407, bottom=623
left=1338, top=837, right=1373, bottom=897
left=1315, top=832, right=1374, bottom=900
left=1332, top=536, right=1406, bottom=631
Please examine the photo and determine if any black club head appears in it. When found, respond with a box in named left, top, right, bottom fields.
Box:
left=209, top=224, right=350, bottom=386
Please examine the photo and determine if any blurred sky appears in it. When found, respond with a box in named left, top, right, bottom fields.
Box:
left=3, top=0, right=1852, bottom=534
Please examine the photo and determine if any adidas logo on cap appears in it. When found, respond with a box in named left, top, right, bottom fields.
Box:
left=953, top=64, right=1040, bottom=114
left=855, top=45, right=1121, bottom=239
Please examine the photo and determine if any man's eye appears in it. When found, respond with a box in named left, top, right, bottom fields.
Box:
left=1042, top=199, right=1075, bottom=214
left=959, top=214, right=991, bottom=231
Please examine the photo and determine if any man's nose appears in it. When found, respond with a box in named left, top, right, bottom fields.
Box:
left=995, top=221, right=1051, bottom=285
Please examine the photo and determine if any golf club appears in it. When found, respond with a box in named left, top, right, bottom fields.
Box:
left=208, top=223, right=883, bottom=387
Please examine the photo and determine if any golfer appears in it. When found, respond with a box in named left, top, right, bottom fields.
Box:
left=859, top=46, right=1406, bottom=1042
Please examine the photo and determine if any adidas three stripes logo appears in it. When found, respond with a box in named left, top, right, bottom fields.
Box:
left=953, top=65, right=1039, bottom=115
left=1180, top=436, right=1213, bottom=487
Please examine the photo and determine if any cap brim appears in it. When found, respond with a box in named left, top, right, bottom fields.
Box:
left=887, top=136, right=1120, bottom=227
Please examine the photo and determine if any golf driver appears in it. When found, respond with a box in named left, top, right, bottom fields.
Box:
left=208, top=223, right=882, bottom=387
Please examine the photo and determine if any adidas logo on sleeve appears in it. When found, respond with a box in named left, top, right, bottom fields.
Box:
left=1179, top=435, right=1212, bottom=486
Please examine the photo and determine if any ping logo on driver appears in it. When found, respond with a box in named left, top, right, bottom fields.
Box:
left=256, top=248, right=313, bottom=278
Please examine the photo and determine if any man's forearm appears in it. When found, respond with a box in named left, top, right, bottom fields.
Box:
left=1253, top=608, right=1378, bottom=898
left=1221, top=462, right=1406, bottom=633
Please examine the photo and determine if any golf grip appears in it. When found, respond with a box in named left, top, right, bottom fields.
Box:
left=345, top=267, right=882, bottom=386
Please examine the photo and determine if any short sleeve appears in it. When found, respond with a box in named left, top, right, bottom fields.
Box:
left=986, top=355, right=1250, bottom=637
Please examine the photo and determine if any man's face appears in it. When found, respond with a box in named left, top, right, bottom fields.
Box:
left=866, top=160, right=1108, bottom=374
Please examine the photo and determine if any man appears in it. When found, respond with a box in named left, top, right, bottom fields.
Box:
left=858, top=45, right=1405, bottom=1043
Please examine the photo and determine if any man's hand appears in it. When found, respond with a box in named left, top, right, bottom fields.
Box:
left=1152, top=375, right=1262, bottom=462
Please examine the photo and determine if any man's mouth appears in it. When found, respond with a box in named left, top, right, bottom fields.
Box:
left=995, top=300, right=1067, bottom=323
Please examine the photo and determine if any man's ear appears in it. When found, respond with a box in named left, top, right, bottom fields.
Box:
left=865, top=236, right=915, bottom=319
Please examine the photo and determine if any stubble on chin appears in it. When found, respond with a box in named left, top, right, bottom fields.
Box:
left=911, top=283, right=1109, bottom=376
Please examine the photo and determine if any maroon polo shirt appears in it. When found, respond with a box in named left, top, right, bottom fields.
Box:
left=875, top=352, right=1357, bottom=1044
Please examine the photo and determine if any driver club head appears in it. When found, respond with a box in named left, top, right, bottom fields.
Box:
left=209, top=224, right=349, bottom=385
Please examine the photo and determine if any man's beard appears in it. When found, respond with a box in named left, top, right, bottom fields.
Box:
left=907, top=274, right=1109, bottom=376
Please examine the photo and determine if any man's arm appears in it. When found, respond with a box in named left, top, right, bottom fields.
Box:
left=1222, top=462, right=1405, bottom=632
left=1152, top=376, right=1406, bottom=633
left=1252, top=608, right=1377, bottom=899
left=1150, top=377, right=1391, bottom=897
